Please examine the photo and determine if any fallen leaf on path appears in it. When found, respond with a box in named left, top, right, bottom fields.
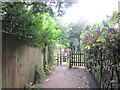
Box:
left=46, top=78, right=49, bottom=82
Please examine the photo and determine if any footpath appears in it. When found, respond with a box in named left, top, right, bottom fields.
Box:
left=41, top=63, right=97, bottom=88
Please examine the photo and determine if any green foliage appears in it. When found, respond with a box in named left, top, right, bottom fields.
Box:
left=110, top=80, right=115, bottom=83
left=25, top=81, right=40, bottom=89
left=28, top=13, right=62, bottom=48
left=44, top=65, right=51, bottom=72
left=55, top=20, right=70, bottom=45
left=2, top=2, right=62, bottom=48
left=80, top=11, right=120, bottom=88
left=66, top=60, right=70, bottom=67
left=86, top=69, right=91, bottom=71
left=55, top=19, right=86, bottom=49
left=85, top=45, right=91, bottom=49
left=36, top=65, right=45, bottom=78
left=94, top=65, right=101, bottom=70
left=86, top=59, right=93, bottom=62
left=80, top=11, right=120, bottom=50
left=56, top=44, right=66, bottom=48
left=96, top=36, right=105, bottom=42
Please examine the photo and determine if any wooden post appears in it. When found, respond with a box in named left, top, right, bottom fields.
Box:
left=60, top=47, right=62, bottom=65
left=57, top=54, right=59, bottom=66
left=78, top=51, right=80, bottom=66
left=76, top=51, right=78, bottom=66
left=76, top=51, right=77, bottom=66
left=75, top=50, right=76, bottom=66
left=71, top=51, right=73, bottom=67
left=73, top=51, right=75, bottom=66
left=80, top=50, right=81, bottom=66
left=83, top=52, right=85, bottom=67
left=69, top=51, right=71, bottom=68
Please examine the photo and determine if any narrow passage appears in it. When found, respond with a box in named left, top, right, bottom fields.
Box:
left=41, top=63, right=97, bottom=88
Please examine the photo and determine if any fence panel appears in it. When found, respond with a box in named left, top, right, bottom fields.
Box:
left=69, top=50, right=85, bottom=68
left=2, top=34, right=43, bottom=88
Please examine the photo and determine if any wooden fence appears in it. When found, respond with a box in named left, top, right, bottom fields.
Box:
left=69, top=50, right=85, bottom=68
left=2, top=34, right=43, bottom=88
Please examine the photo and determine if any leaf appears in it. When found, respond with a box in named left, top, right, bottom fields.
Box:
left=91, top=33, right=94, bottom=37
left=85, top=45, right=91, bottom=49
left=80, top=35, right=84, bottom=39
left=86, top=69, right=91, bottom=71
left=95, top=65, right=101, bottom=70
left=110, top=80, right=115, bottom=83
left=102, top=31, right=108, bottom=35
left=86, top=59, right=93, bottom=62
left=92, top=44, right=95, bottom=46
left=96, top=36, right=105, bottom=42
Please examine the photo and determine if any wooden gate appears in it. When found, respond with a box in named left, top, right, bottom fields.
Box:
left=69, top=50, right=85, bottom=68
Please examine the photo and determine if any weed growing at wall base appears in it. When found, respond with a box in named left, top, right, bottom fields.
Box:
left=66, top=60, right=70, bottom=67
left=25, top=81, right=40, bottom=89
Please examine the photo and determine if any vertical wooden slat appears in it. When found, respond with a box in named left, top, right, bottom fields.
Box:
left=82, top=52, right=83, bottom=66
left=77, top=51, right=78, bottom=66
left=84, top=52, right=86, bottom=67
left=76, top=51, right=78, bottom=66
left=69, top=51, right=71, bottom=68
left=56, top=54, right=58, bottom=66
left=83, top=53, right=85, bottom=66
left=76, top=51, right=77, bottom=66
left=81, top=51, right=82, bottom=66
left=78, top=51, right=79, bottom=66
left=71, top=51, right=73, bottom=67
left=82, top=54, right=84, bottom=66
left=78, top=51, right=80, bottom=66
left=69, top=50, right=85, bottom=67
left=60, top=48, right=62, bottom=65
left=3, top=35, right=44, bottom=88
left=74, top=51, right=75, bottom=66
left=75, top=51, right=76, bottom=66
left=73, top=51, right=74, bottom=66
left=83, top=53, right=84, bottom=66
left=79, top=51, right=81, bottom=66
left=72, top=51, right=73, bottom=66
left=80, top=50, right=81, bottom=66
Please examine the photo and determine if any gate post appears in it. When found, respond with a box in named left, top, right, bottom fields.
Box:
left=57, top=54, right=59, bottom=66
left=69, top=51, right=72, bottom=68
left=60, top=47, right=62, bottom=65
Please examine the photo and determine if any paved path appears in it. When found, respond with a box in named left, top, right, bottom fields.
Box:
left=41, top=63, right=97, bottom=88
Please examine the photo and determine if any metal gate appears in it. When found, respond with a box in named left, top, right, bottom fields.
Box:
left=69, top=50, right=85, bottom=68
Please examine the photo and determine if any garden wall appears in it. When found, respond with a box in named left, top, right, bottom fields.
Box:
left=2, top=34, right=43, bottom=88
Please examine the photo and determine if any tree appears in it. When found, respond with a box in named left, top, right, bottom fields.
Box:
left=2, top=2, right=62, bottom=48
